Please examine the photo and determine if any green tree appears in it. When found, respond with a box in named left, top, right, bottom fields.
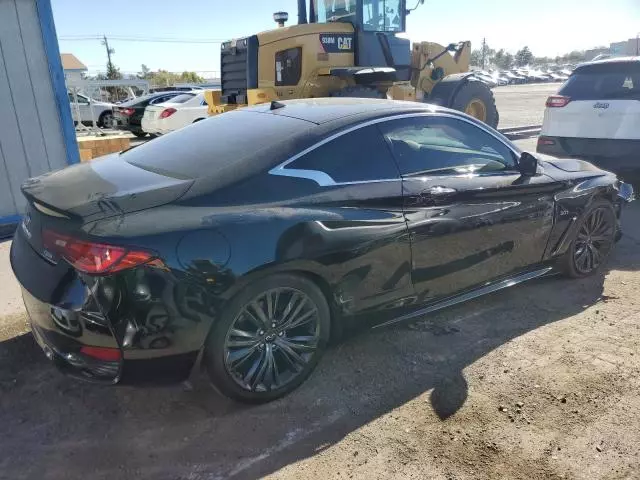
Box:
left=137, top=64, right=152, bottom=79
left=179, top=71, right=204, bottom=83
left=515, top=46, right=533, bottom=67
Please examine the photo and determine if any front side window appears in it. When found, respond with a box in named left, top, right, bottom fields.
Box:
left=363, top=0, right=403, bottom=31
left=275, top=48, right=302, bottom=86
left=313, top=0, right=357, bottom=23
left=287, top=125, right=399, bottom=183
left=379, top=116, right=517, bottom=176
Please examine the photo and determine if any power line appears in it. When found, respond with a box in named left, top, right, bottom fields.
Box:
left=59, top=34, right=224, bottom=44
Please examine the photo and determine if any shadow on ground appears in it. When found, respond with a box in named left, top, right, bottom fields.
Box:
left=4, top=246, right=636, bottom=480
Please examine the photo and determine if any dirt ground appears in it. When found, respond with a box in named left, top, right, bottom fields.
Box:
left=2, top=138, right=640, bottom=479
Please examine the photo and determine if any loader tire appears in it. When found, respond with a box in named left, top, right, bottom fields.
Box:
left=330, top=86, right=386, bottom=99
left=450, top=81, right=499, bottom=129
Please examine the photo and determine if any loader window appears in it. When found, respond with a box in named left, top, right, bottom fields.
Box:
left=275, top=48, right=302, bottom=86
left=314, top=0, right=357, bottom=23
left=363, top=0, right=402, bottom=32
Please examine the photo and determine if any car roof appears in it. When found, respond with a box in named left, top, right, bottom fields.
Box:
left=243, top=97, right=442, bottom=125
left=575, top=56, right=640, bottom=73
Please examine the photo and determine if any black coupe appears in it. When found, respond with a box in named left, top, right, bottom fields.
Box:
left=10, top=99, right=633, bottom=402
left=112, top=91, right=187, bottom=137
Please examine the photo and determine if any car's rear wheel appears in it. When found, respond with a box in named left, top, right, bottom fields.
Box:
left=560, top=200, right=616, bottom=278
left=203, top=274, right=330, bottom=403
left=98, top=111, right=113, bottom=128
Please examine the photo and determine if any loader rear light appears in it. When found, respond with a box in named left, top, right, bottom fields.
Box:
left=546, top=95, right=571, bottom=108
left=43, top=230, right=158, bottom=274
left=159, top=107, right=177, bottom=119
left=80, top=346, right=121, bottom=362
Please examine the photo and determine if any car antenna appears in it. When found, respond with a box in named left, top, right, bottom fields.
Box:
left=270, top=100, right=286, bottom=110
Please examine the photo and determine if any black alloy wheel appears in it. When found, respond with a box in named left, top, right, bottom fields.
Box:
left=203, top=274, right=330, bottom=402
left=562, top=200, right=616, bottom=277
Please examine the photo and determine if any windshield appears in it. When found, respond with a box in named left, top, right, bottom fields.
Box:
left=123, top=110, right=312, bottom=181
left=313, top=0, right=357, bottom=23
left=363, top=0, right=402, bottom=31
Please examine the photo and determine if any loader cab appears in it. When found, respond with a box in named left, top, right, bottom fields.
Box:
left=310, top=0, right=411, bottom=80
left=311, top=0, right=405, bottom=32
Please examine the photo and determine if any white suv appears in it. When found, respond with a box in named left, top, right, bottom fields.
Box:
left=537, top=57, right=640, bottom=172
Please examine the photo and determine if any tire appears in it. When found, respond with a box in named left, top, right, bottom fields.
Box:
left=203, top=273, right=331, bottom=403
left=133, top=131, right=147, bottom=138
left=450, top=80, right=499, bottom=129
left=559, top=199, right=617, bottom=278
left=98, top=111, right=113, bottom=128
left=330, top=86, right=386, bottom=99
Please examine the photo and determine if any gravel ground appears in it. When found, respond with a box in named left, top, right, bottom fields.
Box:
left=493, top=83, right=559, bottom=128
left=2, top=109, right=640, bottom=479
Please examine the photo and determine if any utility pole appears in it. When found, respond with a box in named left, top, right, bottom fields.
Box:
left=101, top=34, right=115, bottom=77
left=481, top=37, right=487, bottom=69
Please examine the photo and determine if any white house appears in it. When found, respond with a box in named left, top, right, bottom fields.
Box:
left=60, top=52, right=86, bottom=83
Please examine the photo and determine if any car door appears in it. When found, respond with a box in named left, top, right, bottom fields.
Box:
left=378, top=114, right=559, bottom=301
left=68, top=92, right=91, bottom=123
left=274, top=123, right=414, bottom=313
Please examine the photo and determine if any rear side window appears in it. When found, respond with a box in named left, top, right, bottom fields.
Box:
left=167, top=93, right=196, bottom=104
left=275, top=48, right=302, bottom=86
left=287, top=125, right=399, bottom=183
left=561, top=63, right=640, bottom=100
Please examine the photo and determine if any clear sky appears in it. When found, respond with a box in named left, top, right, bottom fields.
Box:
left=52, top=0, right=640, bottom=77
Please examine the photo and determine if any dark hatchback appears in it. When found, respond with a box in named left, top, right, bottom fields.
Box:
left=112, top=92, right=185, bottom=137
left=11, top=99, right=633, bottom=403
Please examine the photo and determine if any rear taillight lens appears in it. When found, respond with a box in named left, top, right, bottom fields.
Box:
left=43, top=230, right=157, bottom=274
left=545, top=95, right=571, bottom=107
left=122, top=108, right=135, bottom=116
left=159, top=107, right=177, bottom=119
left=80, top=346, right=121, bottom=362
left=537, top=136, right=556, bottom=146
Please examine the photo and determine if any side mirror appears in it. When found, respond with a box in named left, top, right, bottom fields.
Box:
left=519, top=152, right=538, bottom=177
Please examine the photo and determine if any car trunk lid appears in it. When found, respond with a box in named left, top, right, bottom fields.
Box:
left=20, top=153, right=193, bottom=260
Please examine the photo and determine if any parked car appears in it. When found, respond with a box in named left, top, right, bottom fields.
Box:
left=537, top=57, right=640, bottom=173
left=149, top=85, right=204, bottom=93
left=504, top=72, right=526, bottom=84
left=112, top=91, right=186, bottom=137
left=11, top=99, right=633, bottom=403
left=475, top=73, right=498, bottom=87
left=67, top=91, right=114, bottom=128
left=141, top=92, right=208, bottom=135
left=548, top=72, right=569, bottom=82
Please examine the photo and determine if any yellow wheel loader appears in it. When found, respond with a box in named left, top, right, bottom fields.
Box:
left=205, top=0, right=499, bottom=128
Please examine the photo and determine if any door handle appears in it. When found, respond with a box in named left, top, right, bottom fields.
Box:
left=426, top=186, right=457, bottom=195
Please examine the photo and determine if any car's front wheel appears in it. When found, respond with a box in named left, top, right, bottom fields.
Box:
left=560, top=199, right=617, bottom=278
left=203, top=274, right=330, bottom=403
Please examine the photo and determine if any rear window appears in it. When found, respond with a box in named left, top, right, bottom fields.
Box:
left=166, top=93, right=196, bottom=104
left=561, top=63, right=640, bottom=100
left=122, top=110, right=312, bottom=180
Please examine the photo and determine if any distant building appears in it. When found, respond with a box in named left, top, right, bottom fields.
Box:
left=610, top=38, right=640, bottom=56
left=585, top=47, right=610, bottom=61
left=60, top=53, right=87, bottom=83
left=585, top=38, right=640, bottom=61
